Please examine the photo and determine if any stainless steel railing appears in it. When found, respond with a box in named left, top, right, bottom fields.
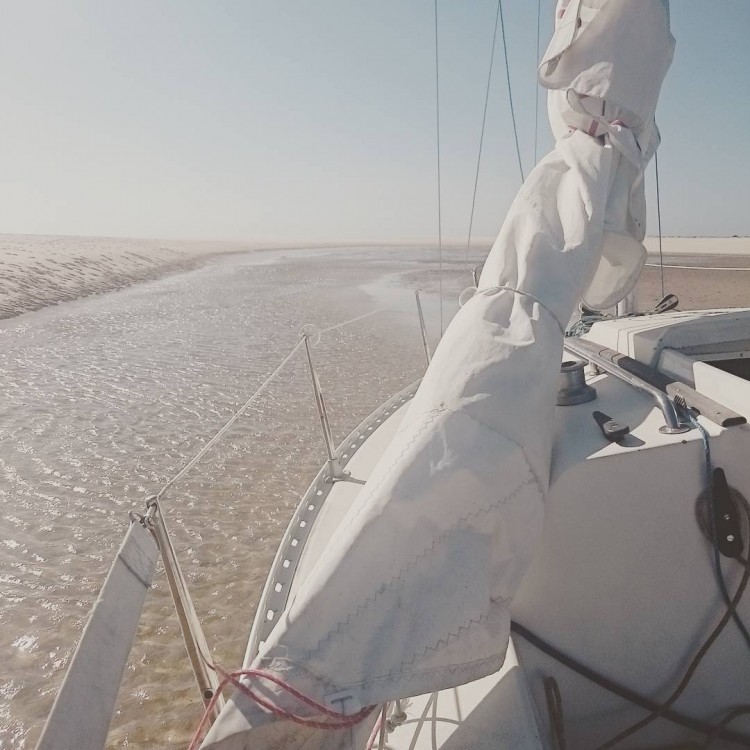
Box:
left=564, top=337, right=689, bottom=434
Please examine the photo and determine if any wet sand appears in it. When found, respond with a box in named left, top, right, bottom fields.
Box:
left=636, top=254, right=750, bottom=311
left=642, top=237, right=750, bottom=257
left=635, top=238, right=750, bottom=312
left=0, top=235, right=253, bottom=320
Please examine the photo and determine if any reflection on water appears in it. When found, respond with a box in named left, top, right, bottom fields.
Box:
left=0, top=244, right=479, bottom=749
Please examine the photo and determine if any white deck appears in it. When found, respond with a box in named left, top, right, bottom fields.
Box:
left=243, top=310, right=750, bottom=749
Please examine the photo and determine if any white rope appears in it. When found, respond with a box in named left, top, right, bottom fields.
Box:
left=482, top=284, right=565, bottom=335
left=645, top=263, right=750, bottom=272
left=319, top=307, right=388, bottom=334
left=156, top=340, right=306, bottom=499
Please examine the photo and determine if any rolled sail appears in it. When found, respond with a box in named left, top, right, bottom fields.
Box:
left=201, top=2, right=675, bottom=747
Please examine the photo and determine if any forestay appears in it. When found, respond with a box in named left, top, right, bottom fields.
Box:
left=201, top=2, right=675, bottom=747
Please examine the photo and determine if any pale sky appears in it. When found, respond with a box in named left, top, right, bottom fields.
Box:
left=2, top=1, right=748, bottom=242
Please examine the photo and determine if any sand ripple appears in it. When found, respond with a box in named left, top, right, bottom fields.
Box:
left=0, top=234, right=251, bottom=320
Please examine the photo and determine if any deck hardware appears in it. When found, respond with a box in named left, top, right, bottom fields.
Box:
left=592, top=411, right=630, bottom=442
left=298, top=323, right=322, bottom=347
left=568, top=337, right=746, bottom=430
left=415, top=290, right=432, bottom=366
left=246, top=379, right=421, bottom=657
left=145, top=496, right=224, bottom=718
left=712, top=468, right=744, bottom=558
left=666, top=383, right=746, bottom=428
left=471, top=263, right=486, bottom=288
left=616, top=292, right=635, bottom=316
left=695, top=471, right=747, bottom=560
left=387, top=700, right=408, bottom=732
left=302, top=332, right=349, bottom=481
left=652, top=293, right=679, bottom=314
left=557, top=360, right=596, bottom=405
left=564, top=338, right=689, bottom=434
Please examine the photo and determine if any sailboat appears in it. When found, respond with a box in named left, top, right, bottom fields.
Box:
left=36, top=1, right=750, bottom=748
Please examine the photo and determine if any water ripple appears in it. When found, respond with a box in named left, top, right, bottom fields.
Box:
left=0, top=243, right=475, bottom=749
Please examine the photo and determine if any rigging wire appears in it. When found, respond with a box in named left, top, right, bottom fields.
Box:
left=433, top=0, right=444, bottom=335
left=655, top=148, right=666, bottom=299
left=465, top=0, right=503, bottom=275
left=155, top=339, right=306, bottom=500
left=319, top=307, right=387, bottom=334
left=154, top=308, right=390, bottom=500
left=499, top=0, right=525, bottom=183
left=534, top=0, right=542, bottom=164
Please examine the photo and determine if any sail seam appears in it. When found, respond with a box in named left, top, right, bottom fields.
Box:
left=301, top=471, right=538, bottom=664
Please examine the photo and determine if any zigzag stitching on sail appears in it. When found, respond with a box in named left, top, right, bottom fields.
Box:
left=397, top=611, right=491, bottom=673
left=303, top=472, right=538, bottom=662
left=319, top=401, right=548, bottom=572
left=338, top=651, right=505, bottom=692
left=313, top=405, right=449, bottom=568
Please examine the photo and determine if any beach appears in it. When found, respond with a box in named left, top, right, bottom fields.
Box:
left=636, top=238, right=750, bottom=310
left=2, top=235, right=749, bottom=324
left=1, top=235, right=749, bottom=749
left=0, top=235, right=253, bottom=320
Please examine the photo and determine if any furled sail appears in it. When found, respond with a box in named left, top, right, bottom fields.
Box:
left=201, top=2, right=674, bottom=747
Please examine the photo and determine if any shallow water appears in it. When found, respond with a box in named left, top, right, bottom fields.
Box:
left=0, top=244, right=480, bottom=749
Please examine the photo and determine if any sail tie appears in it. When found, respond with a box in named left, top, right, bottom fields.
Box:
left=471, top=284, right=566, bottom=335
left=187, top=667, right=375, bottom=750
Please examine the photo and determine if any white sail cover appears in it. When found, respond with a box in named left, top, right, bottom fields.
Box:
left=202, top=2, right=674, bottom=747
